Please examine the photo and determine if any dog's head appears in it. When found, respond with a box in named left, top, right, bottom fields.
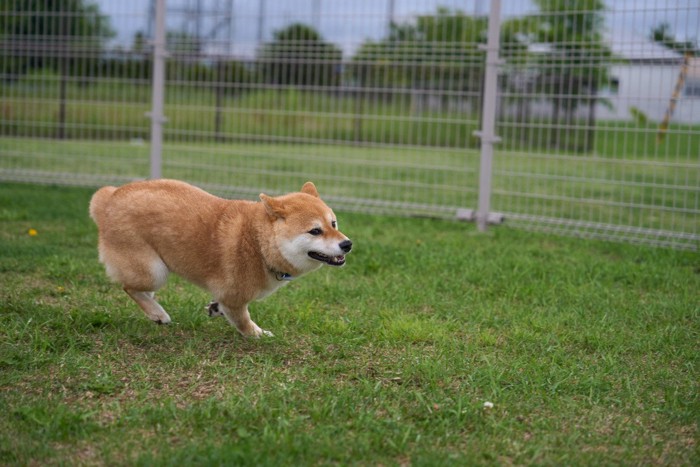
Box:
left=260, top=182, right=352, bottom=274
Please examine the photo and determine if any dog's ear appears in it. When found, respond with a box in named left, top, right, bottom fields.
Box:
left=260, top=193, right=285, bottom=219
left=301, top=181, right=319, bottom=198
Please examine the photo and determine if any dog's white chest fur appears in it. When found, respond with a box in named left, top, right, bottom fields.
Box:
left=255, top=276, right=291, bottom=300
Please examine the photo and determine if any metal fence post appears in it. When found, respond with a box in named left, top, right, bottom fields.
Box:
left=148, top=0, right=167, bottom=179
left=475, top=0, right=502, bottom=231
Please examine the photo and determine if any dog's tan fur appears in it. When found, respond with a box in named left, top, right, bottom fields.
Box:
left=89, top=179, right=351, bottom=337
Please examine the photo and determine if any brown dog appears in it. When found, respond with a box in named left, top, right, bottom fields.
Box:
left=89, top=179, right=352, bottom=337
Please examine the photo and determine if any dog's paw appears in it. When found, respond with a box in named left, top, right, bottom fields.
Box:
left=248, top=328, right=274, bottom=338
left=252, top=321, right=275, bottom=338
left=243, top=323, right=274, bottom=338
left=206, top=301, right=225, bottom=318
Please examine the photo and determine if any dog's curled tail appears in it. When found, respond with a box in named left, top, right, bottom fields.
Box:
left=89, top=186, right=117, bottom=223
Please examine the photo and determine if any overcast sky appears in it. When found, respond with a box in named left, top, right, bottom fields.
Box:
left=97, top=0, right=699, bottom=57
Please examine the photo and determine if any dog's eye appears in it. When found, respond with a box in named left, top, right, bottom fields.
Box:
left=331, top=221, right=337, bottom=229
left=308, top=228, right=323, bottom=236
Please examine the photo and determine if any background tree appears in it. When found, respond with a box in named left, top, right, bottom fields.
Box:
left=131, top=31, right=148, bottom=57
left=650, top=22, right=698, bottom=56
left=257, top=23, right=342, bottom=87
left=350, top=8, right=488, bottom=110
left=349, top=22, right=421, bottom=91
left=414, top=7, right=488, bottom=93
left=0, top=0, right=113, bottom=139
left=530, top=0, right=612, bottom=151
left=0, top=0, right=114, bottom=82
left=167, top=30, right=202, bottom=59
left=495, top=15, right=541, bottom=142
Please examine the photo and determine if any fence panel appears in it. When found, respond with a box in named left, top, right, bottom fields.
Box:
left=0, top=1, right=697, bottom=249
left=492, top=1, right=699, bottom=249
left=153, top=1, right=483, bottom=218
left=0, top=0, right=153, bottom=186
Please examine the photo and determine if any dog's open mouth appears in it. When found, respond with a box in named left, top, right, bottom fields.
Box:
left=308, top=251, right=346, bottom=266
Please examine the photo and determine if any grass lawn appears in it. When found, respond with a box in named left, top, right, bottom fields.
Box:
left=0, top=182, right=698, bottom=465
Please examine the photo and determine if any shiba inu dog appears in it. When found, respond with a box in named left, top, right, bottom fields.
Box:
left=89, top=179, right=352, bottom=337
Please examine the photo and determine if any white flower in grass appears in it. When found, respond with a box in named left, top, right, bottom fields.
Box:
left=483, top=401, right=494, bottom=409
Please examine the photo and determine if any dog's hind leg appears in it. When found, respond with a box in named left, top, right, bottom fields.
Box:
left=100, top=247, right=172, bottom=324
left=125, top=289, right=172, bottom=324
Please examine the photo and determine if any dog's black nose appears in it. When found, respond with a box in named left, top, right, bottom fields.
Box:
left=339, top=240, right=353, bottom=253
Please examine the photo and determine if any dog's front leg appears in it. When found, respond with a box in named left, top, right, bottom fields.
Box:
left=217, top=301, right=273, bottom=338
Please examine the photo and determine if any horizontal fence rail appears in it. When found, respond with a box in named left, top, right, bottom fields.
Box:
left=0, top=0, right=698, bottom=250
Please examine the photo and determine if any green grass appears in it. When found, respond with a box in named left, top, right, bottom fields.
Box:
left=1, top=182, right=698, bottom=465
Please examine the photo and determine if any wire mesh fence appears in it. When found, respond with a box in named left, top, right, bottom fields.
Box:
left=492, top=2, right=700, bottom=249
left=0, top=1, right=698, bottom=250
